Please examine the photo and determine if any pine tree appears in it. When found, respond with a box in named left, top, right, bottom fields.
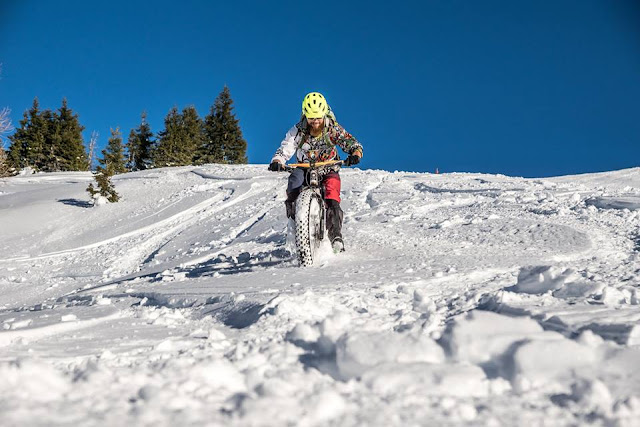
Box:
left=153, top=106, right=182, bottom=167
left=99, top=127, right=127, bottom=174
left=200, top=86, right=247, bottom=165
left=41, top=109, right=60, bottom=171
left=198, top=104, right=224, bottom=164
left=52, top=98, right=89, bottom=171
left=87, top=164, right=119, bottom=203
left=126, top=112, right=154, bottom=171
left=181, top=105, right=205, bottom=164
left=7, top=98, right=49, bottom=171
left=153, top=106, right=202, bottom=167
left=87, top=128, right=122, bottom=203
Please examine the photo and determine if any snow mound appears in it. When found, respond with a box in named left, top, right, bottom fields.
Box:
left=510, top=265, right=578, bottom=294
left=510, top=338, right=598, bottom=392
left=440, top=310, right=547, bottom=364
left=0, top=359, right=70, bottom=402
left=362, top=362, right=489, bottom=398
left=335, top=330, right=445, bottom=379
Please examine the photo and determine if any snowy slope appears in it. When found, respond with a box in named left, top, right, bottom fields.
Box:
left=1, top=165, right=639, bottom=426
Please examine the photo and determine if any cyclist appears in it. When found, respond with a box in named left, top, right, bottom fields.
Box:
left=268, top=92, right=363, bottom=253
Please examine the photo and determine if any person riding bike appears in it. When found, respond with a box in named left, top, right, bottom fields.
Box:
left=268, top=92, right=363, bottom=253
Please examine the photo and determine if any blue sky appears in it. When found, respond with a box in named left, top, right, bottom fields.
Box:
left=1, top=0, right=639, bottom=177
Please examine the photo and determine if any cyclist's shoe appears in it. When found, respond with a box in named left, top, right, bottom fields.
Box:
left=332, top=237, right=345, bottom=253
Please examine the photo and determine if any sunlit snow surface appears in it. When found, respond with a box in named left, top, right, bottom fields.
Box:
left=1, top=165, right=639, bottom=426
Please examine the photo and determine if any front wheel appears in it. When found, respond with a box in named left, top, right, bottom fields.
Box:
left=295, top=189, right=324, bottom=267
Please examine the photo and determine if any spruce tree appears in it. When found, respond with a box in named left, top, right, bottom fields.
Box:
left=100, top=127, right=127, bottom=174
left=87, top=163, right=119, bottom=203
left=7, top=98, right=49, bottom=170
left=41, top=109, right=60, bottom=171
left=153, top=106, right=182, bottom=167
left=52, top=98, right=89, bottom=171
left=198, top=104, right=224, bottom=164
left=181, top=105, right=205, bottom=164
left=153, top=106, right=201, bottom=167
left=126, top=111, right=153, bottom=171
left=201, top=86, right=247, bottom=164
left=87, top=127, right=122, bottom=203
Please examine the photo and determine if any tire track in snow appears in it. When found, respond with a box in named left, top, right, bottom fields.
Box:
left=102, top=181, right=278, bottom=278
left=62, top=179, right=284, bottom=297
left=0, top=310, right=122, bottom=348
left=0, top=181, right=238, bottom=263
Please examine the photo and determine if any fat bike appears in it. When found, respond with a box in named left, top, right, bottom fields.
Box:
left=284, top=156, right=343, bottom=267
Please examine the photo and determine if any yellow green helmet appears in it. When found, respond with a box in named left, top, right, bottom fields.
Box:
left=302, top=92, right=328, bottom=119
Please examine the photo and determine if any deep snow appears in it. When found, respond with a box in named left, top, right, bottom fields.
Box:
left=1, top=165, right=639, bottom=426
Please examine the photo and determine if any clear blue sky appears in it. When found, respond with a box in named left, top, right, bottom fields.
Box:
left=1, top=0, right=639, bottom=177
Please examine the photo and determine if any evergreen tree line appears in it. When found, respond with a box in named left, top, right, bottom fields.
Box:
left=4, top=86, right=248, bottom=174
left=7, top=98, right=89, bottom=172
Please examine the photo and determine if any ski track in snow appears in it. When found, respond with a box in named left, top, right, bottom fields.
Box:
left=1, top=165, right=640, bottom=426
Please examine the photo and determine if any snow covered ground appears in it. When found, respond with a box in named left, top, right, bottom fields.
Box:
left=1, top=164, right=639, bottom=426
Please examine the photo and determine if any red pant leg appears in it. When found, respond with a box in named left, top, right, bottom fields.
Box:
left=323, top=171, right=341, bottom=203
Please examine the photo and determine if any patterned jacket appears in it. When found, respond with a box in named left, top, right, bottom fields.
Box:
left=271, top=116, right=363, bottom=165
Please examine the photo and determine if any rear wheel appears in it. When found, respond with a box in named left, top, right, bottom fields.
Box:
left=295, top=189, right=324, bottom=267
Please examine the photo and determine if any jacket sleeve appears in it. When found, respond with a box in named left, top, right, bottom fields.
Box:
left=330, top=123, right=363, bottom=158
left=271, top=126, right=299, bottom=164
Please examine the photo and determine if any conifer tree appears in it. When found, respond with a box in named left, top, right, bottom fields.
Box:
left=99, top=127, right=127, bottom=174
left=182, top=105, right=205, bottom=163
left=87, top=163, right=119, bottom=203
left=41, top=109, right=60, bottom=171
left=153, top=106, right=202, bottom=167
left=52, top=98, right=89, bottom=171
left=153, top=106, right=182, bottom=167
left=200, top=86, right=247, bottom=164
left=7, top=98, right=49, bottom=170
left=126, top=112, right=153, bottom=171
left=198, top=105, right=224, bottom=164
left=87, top=128, right=122, bottom=203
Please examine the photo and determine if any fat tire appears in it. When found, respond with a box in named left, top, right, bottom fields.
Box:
left=295, top=189, right=323, bottom=267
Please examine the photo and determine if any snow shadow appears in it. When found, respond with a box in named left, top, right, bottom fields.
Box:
left=479, top=295, right=637, bottom=345
left=198, top=296, right=267, bottom=329
left=185, top=250, right=293, bottom=278
left=586, top=196, right=640, bottom=211
left=288, top=338, right=343, bottom=381
left=58, top=198, right=93, bottom=208
left=191, top=168, right=252, bottom=180
left=413, top=183, right=503, bottom=196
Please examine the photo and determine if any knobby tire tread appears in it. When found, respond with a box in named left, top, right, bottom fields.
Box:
left=295, top=189, right=321, bottom=267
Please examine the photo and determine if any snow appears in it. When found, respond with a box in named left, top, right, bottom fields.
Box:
left=1, top=165, right=640, bottom=425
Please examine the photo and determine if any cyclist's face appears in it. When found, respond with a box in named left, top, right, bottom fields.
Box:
left=308, top=117, right=323, bottom=132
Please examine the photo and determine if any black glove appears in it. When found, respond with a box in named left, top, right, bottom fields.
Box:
left=344, top=154, right=361, bottom=166
left=268, top=161, right=284, bottom=172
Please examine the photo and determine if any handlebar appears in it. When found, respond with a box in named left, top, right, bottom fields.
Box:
left=284, top=159, right=343, bottom=172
